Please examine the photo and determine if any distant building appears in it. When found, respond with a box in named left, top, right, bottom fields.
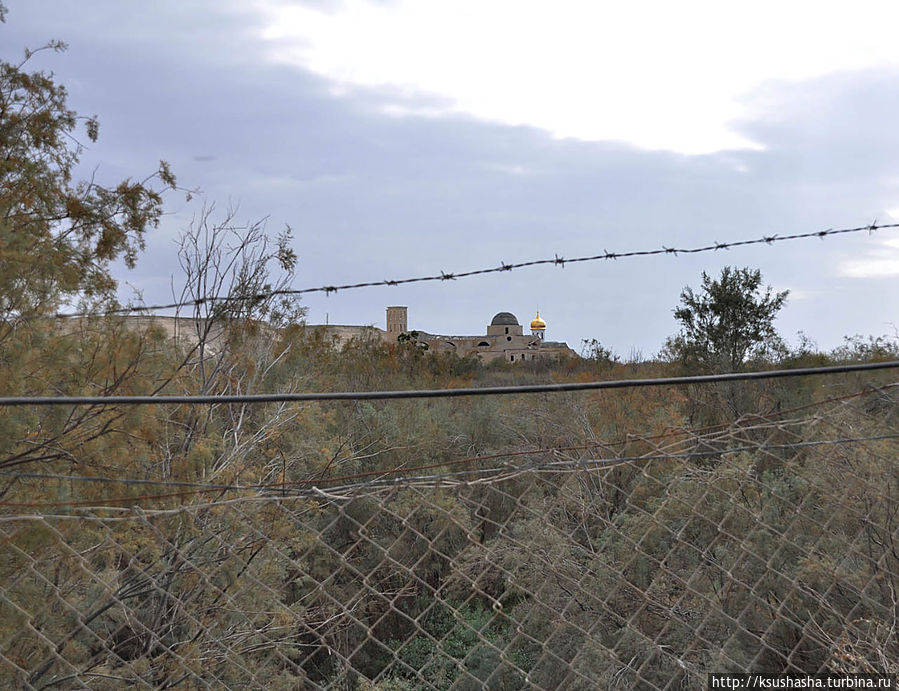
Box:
left=61, top=308, right=575, bottom=363
left=307, top=307, right=577, bottom=363
left=385, top=306, right=408, bottom=336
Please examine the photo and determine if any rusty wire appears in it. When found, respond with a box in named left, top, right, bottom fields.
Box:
left=2, top=381, right=898, bottom=688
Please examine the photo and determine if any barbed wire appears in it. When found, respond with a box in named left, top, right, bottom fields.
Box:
left=1, top=359, right=897, bottom=407
left=51, top=220, right=899, bottom=319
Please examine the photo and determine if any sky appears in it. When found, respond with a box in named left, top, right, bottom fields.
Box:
left=4, top=0, right=899, bottom=357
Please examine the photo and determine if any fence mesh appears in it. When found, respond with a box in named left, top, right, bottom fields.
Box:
left=2, top=381, right=899, bottom=689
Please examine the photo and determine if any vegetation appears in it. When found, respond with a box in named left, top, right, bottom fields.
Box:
left=0, top=38, right=176, bottom=324
left=666, top=267, right=789, bottom=373
left=2, top=14, right=898, bottom=690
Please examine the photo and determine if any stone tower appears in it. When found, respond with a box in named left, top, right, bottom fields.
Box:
left=386, top=306, right=408, bottom=336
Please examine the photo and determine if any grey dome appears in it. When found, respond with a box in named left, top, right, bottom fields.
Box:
left=490, top=312, right=519, bottom=326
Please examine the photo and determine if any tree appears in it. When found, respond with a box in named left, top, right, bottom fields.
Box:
left=158, top=204, right=307, bottom=477
left=667, top=266, right=788, bottom=373
left=0, top=6, right=185, bottom=472
left=0, top=20, right=176, bottom=330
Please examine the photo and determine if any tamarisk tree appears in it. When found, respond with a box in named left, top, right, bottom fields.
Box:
left=0, top=19, right=176, bottom=329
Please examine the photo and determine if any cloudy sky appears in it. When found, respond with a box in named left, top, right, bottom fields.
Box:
left=5, top=0, right=899, bottom=356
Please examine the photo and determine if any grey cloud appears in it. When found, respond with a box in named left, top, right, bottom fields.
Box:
left=3, top=2, right=898, bottom=354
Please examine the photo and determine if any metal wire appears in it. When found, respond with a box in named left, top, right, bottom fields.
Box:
left=3, top=431, right=897, bottom=509
left=1, top=359, right=898, bottom=406
left=4, top=376, right=889, bottom=507
left=3, top=386, right=898, bottom=687
left=49, top=220, right=898, bottom=318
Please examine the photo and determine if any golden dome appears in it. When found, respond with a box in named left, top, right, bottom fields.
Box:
left=530, top=311, right=546, bottom=330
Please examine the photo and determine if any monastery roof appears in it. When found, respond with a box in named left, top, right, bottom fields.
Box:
left=307, top=324, right=383, bottom=330
left=490, top=312, right=519, bottom=326
left=421, top=333, right=488, bottom=340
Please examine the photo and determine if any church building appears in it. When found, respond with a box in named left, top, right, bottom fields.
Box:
left=308, top=307, right=577, bottom=362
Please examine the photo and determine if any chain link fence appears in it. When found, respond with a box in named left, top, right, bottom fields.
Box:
left=2, top=383, right=899, bottom=689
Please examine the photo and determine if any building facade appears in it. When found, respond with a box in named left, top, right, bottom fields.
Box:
left=307, top=307, right=577, bottom=363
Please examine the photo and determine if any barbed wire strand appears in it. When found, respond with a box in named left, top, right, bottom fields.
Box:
left=1, top=359, right=897, bottom=407
left=51, top=221, right=899, bottom=319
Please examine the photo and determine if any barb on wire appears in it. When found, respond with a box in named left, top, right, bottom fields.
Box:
left=47, top=221, right=899, bottom=319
